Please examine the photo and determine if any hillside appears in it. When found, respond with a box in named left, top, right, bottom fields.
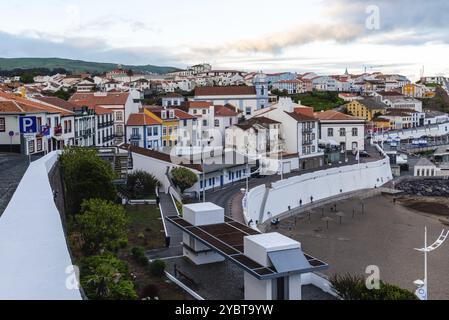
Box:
left=0, top=57, right=180, bottom=74
left=420, top=86, right=449, bottom=113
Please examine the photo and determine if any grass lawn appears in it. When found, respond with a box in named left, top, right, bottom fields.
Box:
left=125, top=204, right=166, bottom=250
left=121, top=204, right=192, bottom=300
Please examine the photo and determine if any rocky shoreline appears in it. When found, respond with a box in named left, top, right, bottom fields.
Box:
left=396, top=179, right=449, bottom=197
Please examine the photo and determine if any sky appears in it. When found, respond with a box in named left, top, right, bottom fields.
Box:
left=1, top=0, right=449, bottom=80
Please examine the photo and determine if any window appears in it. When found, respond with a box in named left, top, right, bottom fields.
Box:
left=163, top=126, right=167, bottom=136
left=116, top=111, right=123, bottom=121
left=202, top=109, right=207, bottom=115
left=168, top=127, right=173, bottom=136
left=153, top=127, right=159, bottom=136
left=169, top=110, right=175, bottom=119
left=203, top=120, right=208, bottom=127
left=148, top=127, right=153, bottom=136
left=161, top=111, right=167, bottom=120
left=352, top=128, right=358, bottom=136
left=193, top=109, right=197, bottom=115
left=215, top=119, right=220, bottom=127
left=28, top=140, right=35, bottom=154
left=328, top=128, right=333, bottom=137
left=36, top=139, right=42, bottom=152
left=246, top=107, right=252, bottom=116
left=0, top=118, right=5, bottom=132
left=132, top=128, right=139, bottom=135
left=340, top=128, right=346, bottom=137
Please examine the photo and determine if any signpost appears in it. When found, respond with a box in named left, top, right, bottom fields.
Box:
left=8, top=131, right=14, bottom=153
left=19, top=116, right=37, bottom=164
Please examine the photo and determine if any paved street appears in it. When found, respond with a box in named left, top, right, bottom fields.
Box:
left=0, top=153, right=29, bottom=216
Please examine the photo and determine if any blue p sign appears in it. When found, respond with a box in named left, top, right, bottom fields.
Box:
left=19, top=116, right=37, bottom=134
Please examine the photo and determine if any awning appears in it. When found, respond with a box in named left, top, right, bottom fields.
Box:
left=268, top=249, right=311, bottom=273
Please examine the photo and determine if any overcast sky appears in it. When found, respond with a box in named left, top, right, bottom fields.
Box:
left=1, top=0, right=449, bottom=80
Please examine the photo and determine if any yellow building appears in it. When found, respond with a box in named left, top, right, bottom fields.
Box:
left=372, top=117, right=391, bottom=132
left=144, top=108, right=179, bottom=147
left=345, top=99, right=387, bottom=121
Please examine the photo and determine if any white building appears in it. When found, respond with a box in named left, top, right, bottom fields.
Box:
left=193, top=73, right=269, bottom=118
left=69, top=91, right=141, bottom=145
left=255, top=97, right=324, bottom=170
left=314, top=110, right=366, bottom=152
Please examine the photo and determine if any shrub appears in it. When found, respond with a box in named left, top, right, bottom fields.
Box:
left=76, top=199, right=129, bottom=255
left=80, top=253, right=138, bottom=300
left=149, top=260, right=166, bottom=277
left=60, top=147, right=116, bottom=215
left=126, top=171, right=159, bottom=199
left=131, top=246, right=148, bottom=266
left=330, top=273, right=417, bottom=300
left=171, top=167, right=198, bottom=193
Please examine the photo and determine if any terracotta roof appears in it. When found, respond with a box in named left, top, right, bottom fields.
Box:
left=235, top=116, right=280, bottom=131
left=285, top=111, right=317, bottom=122
left=94, top=106, right=113, bottom=115
left=126, top=113, right=161, bottom=126
left=214, top=105, right=238, bottom=117
left=69, top=92, right=129, bottom=108
left=35, top=96, right=80, bottom=112
left=294, top=107, right=314, bottom=118
left=184, top=101, right=213, bottom=109
left=174, top=109, right=196, bottom=120
left=0, top=91, right=73, bottom=116
left=314, top=110, right=363, bottom=121
left=119, top=144, right=203, bottom=172
left=195, top=86, right=256, bottom=96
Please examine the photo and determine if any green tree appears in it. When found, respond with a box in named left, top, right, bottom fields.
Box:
left=20, top=73, right=35, bottom=84
left=330, top=274, right=417, bottom=300
left=60, top=147, right=117, bottom=215
left=76, top=199, right=129, bottom=254
left=171, top=167, right=198, bottom=193
left=80, top=253, right=138, bottom=300
left=126, top=170, right=159, bottom=199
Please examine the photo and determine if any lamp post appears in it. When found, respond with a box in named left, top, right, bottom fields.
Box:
left=414, top=227, right=449, bottom=300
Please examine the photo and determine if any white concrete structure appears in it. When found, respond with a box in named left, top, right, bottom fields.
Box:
left=414, top=158, right=438, bottom=177
left=244, top=151, right=392, bottom=225
left=372, top=121, right=449, bottom=143
left=182, top=203, right=226, bottom=265
left=244, top=233, right=302, bottom=300
left=0, top=152, right=82, bottom=300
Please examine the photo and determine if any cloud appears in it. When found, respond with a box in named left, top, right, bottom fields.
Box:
left=190, top=0, right=449, bottom=56
left=0, top=31, right=182, bottom=67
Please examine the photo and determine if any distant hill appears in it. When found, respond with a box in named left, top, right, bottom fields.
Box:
left=0, top=57, right=180, bottom=74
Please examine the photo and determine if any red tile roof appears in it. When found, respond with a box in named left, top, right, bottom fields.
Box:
left=285, top=111, right=317, bottom=122
left=126, top=113, right=161, bottom=126
left=119, top=144, right=203, bottom=172
left=0, top=91, right=74, bottom=116
left=69, top=92, right=129, bottom=108
left=214, top=105, right=239, bottom=117
left=314, top=110, right=362, bottom=121
left=184, top=101, right=213, bottom=109
left=195, top=86, right=256, bottom=96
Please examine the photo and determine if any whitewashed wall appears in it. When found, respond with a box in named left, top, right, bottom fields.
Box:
left=0, top=151, right=82, bottom=300
left=244, top=156, right=392, bottom=225
left=373, top=122, right=449, bottom=142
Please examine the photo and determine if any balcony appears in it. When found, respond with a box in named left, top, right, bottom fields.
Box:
left=130, top=134, right=142, bottom=141
left=54, top=125, right=63, bottom=136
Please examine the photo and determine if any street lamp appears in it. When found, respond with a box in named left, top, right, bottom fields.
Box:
left=414, top=227, right=449, bottom=300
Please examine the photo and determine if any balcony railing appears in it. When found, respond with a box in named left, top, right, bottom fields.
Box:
left=54, top=125, right=63, bottom=136
left=130, top=134, right=142, bottom=141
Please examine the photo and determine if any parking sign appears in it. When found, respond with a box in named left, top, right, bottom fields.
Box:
left=19, top=116, right=37, bottom=134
